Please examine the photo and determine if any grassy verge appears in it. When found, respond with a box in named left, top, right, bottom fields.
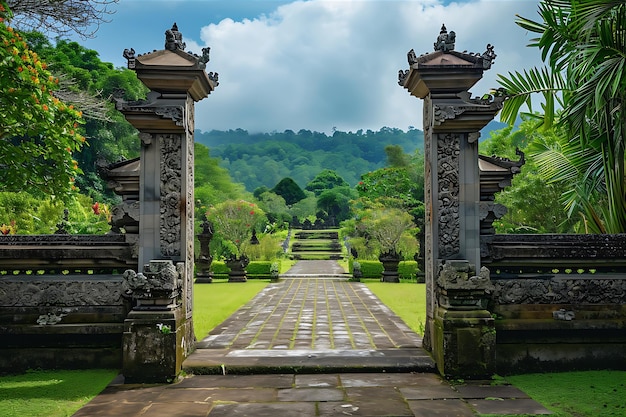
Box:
left=0, top=369, right=118, bottom=417
left=492, top=370, right=626, bottom=417
left=193, top=279, right=269, bottom=339
left=364, top=280, right=426, bottom=335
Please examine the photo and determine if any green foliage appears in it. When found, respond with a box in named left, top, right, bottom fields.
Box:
left=245, top=233, right=284, bottom=261
left=479, top=120, right=574, bottom=233
left=359, top=260, right=383, bottom=278
left=194, top=142, right=250, bottom=210
left=0, top=4, right=85, bottom=198
left=305, top=169, right=349, bottom=195
left=0, top=191, right=110, bottom=234
left=498, top=0, right=626, bottom=233
left=316, top=186, right=355, bottom=224
left=197, top=127, right=424, bottom=192
left=206, top=200, right=266, bottom=257
left=398, top=261, right=418, bottom=281
left=357, top=207, right=417, bottom=256
left=245, top=261, right=272, bottom=275
left=271, top=177, right=306, bottom=206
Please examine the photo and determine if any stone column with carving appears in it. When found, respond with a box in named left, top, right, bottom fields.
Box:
left=117, top=24, right=217, bottom=382
left=399, top=25, right=502, bottom=378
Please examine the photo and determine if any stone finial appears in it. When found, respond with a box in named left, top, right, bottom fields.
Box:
left=434, top=24, right=456, bottom=52
left=123, top=47, right=136, bottom=69
left=165, top=22, right=186, bottom=51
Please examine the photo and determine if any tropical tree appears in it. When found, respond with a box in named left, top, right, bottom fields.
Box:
left=206, top=200, right=265, bottom=259
left=498, top=0, right=626, bottom=233
left=271, top=177, right=306, bottom=206
left=1, top=1, right=85, bottom=198
left=305, top=169, right=349, bottom=195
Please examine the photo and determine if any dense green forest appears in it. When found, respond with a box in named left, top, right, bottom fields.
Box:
left=195, top=128, right=424, bottom=191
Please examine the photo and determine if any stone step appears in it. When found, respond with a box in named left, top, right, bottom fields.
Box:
left=183, top=348, right=437, bottom=375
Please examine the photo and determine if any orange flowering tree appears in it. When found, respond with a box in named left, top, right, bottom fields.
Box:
left=0, top=0, right=85, bottom=197
left=206, top=200, right=265, bottom=258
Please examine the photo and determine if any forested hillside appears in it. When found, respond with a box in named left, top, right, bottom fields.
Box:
left=195, top=128, right=425, bottom=191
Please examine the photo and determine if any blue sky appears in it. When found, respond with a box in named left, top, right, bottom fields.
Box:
left=69, top=0, right=542, bottom=134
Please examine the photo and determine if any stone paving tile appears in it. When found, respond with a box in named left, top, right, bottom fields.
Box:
left=469, top=398, right=554, bottom=415
left=294, top=374, right=340, bottom=388
left=400, top=385, right=463, bottom=400
left=71, top=401, right=150, bottom=417
left=158, top=387, right=277, bottom=403
left=207, top=402, right=317, bottom=417
left=277, top=387, right=345, bottom=402
left=340, top=372, right=442, bottom=388
left=454, top=384, right=531, bottom=399
left=141, top=402, right=211, bottom=417
left=172, top=374, right=294, bottom=389
left=408, top=399, right=477, bottom=417
left=342, top=386, right=413, bottom=416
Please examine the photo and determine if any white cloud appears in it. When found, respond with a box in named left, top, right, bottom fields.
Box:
left=185, top=0, right=541, bottom=133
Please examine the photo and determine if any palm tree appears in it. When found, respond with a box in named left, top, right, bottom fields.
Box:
left=498, top=0, right=626, bottom=233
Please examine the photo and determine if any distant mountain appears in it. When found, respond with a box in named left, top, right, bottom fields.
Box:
left=195, top=128, right=425, bottom=192
left=480, top=120, right=509, bottom=141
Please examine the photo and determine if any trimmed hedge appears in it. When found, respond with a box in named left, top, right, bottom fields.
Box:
left=355, top=260, right=419, bottom=281
left=209, top=260, right=272, bottom=279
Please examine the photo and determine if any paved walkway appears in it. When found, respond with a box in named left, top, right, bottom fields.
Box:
left=72, top=261, right=552, bottom=417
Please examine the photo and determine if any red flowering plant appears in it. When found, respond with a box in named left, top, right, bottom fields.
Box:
left=206, top=200, right=265, bottom=258
left=0, top=0, right=85, bottom=197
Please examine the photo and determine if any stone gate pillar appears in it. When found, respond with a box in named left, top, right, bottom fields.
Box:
left=116, top=24, right=218, bottom=382
left=398, top=26, right=503, bottom=378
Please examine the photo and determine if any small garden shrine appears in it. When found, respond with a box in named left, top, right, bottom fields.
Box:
left=0, top=24, right=624, bottom=382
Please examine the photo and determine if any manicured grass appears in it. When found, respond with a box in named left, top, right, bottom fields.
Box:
left=364, top=280, right=426, bottom=335
left=492, top=370, right=626, bottom=417
left=0, top=369, right=117, bottom=417
left=193, top=279, right=269, bottom=339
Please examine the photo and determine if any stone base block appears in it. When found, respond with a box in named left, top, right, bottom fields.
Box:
left=433, top=307, right=495, bottom=379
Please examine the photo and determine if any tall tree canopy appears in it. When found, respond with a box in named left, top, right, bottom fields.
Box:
left=271, top=177, right=306, bottom=206
left=498, top=0, right=626, bottom=233
left=1, top=1, right=85, bottom=197
left=305, top=169, right=349, bottom=196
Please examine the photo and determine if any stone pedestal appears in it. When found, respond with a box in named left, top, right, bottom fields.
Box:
left=433, top=307, right=495, bottom=379
left=122, top=308, right=189, bottom=383
left=379, top=253, right=400, bottom=283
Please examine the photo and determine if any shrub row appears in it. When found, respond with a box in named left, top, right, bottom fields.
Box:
left=352, top=260, right=420, bottom=281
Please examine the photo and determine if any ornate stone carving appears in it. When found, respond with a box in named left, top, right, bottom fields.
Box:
left=437, top=133, right=460, bottom=258
left=494, top=277, right=626, bottom=305
left=185, top=126, right=194, bottom=318
left=165, top=23, right=186, bottom=51
left=436, top=260, right=494, bottom=309
left=208, top=72, right=219, bottom=85
left=434, top=24, right=456, bottom=52
left=433, top=105, right=466, bottom=125
left=122, top=260, right=182, bottom=301
left=398, top=69, right=409, bottom=86
left=155, top=106, right=184, bottom=126
left=110, top=201, right=140, bottom=234
left=481, top=44, right=496, bottom=69
left=0, top=278, right=123, bottom=306
left=123, top=47, right=136, bottom=69
left=407, top=48, right=418, bottom=65
left=159, top=134, right=182, bottom=257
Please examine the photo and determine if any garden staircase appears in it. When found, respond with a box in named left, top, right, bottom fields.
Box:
left=289, top=229, right=343, bottom=261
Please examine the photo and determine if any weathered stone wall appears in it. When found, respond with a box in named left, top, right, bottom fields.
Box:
left=0, top=235, right=135, bottom=372
left=482, top=234, right=626, bottom=373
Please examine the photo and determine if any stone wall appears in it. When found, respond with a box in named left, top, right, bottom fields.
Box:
left=0, top=235, right=135, bottom=372
left=482, top=234, right=626, bottom=373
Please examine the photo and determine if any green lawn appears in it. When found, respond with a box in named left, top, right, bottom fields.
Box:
left=364, top=280, right=426, bottom=334
left=193, top=279, right=269, bottom=339
left=0, top=369, right=118, bottom=417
